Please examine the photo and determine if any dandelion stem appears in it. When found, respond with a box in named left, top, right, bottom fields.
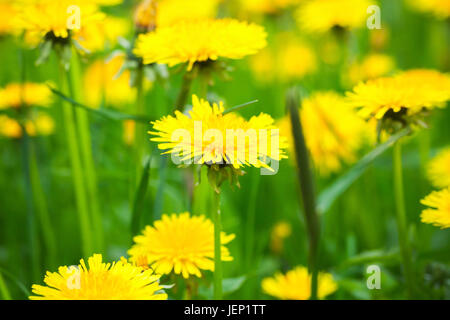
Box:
left=0, top=272, right=11, bottom=300
left=212, top=190, right=223, bottom=300
left=134, top=63, right=146, bottom=188
left=175, top=69, right=195, bottom=111
left=58, top=58, right=94, bottom=257
left=392, top=140, right=416, bottom=298
left=21, top=130, right=41, bottom=283
left=287, top=89, right=320, bottom=300
left=69, top=48, right=103, bottom=252
left=29, top=144, right=57, bottom=269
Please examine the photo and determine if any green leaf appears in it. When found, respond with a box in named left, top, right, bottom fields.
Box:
left=317, top=128, right=412, bottom=215
left=198, top=276, right=247, bottom=299
left=0, top=271, right=12, bottom=300
left=0, top=267, right=31, bottom=298
left=339, top=249, right=400, bottom=268
left=223, top=100, right=259, bottom=115
left=131, top=157, right=152, bottom=238
left=48, top=85, right=152, bottom=123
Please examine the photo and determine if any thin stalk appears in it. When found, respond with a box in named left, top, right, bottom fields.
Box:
left=392, top=141, right=415, bottom=298
left=58, top=59, right=93, bottom=257
left=134, top=63, right=146, bottom=188
left=0, top=272, right=11, bottom=300
left=29, top=145, right=57, bottom=268
left=418, top=130, right=431, bottom=168
left=212, top=190, right=223, bottom=300
left=175, top=69, right=195, bottom=111
left=243, top=171, right=261, bottom=299
left=69, top=49, right=103, bottom=251
left=21, top=131, right=41, bottom=283
left=287, top=90, right=320, bottom=300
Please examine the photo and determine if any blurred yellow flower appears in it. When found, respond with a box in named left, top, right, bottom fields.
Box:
left=157, top=0, right=220, bottom=27
left=427, top=148, right=450, bottom=189
left=150, top=95, right=288, bottom=169
left=30, top=254, right=168, bottom=300
left=0, top=1, right=18, bottom=35
left=134, top=18, right=267, bottom=70
left=297, top=0, right=375, bottom=33
left=83, top=54, right=138, bottom=108
left=346, top=54, right=395, bottom=85
left=0, top=83, right=52, bottom=109
left=251, top=34, right=316, bottom=83
left=262, top=266, right=337, bottom=300
left=239, top=0, right=302, bottom=15
left=0, top=114, right=55, bottom=139
left=0, top=116, right=22, bottom=139
left=420, top=188, right=450, bottom=229
left=124, top=120, right=136, bottom=146
left=134, top=0, right=158, bottom=31
left=407, top=0, right=450, bottom=19
left=75, top=16, right=130, bottom=52
left=270, top=221, right=292, bottom=254
left=347, top=69, right=450, bottom=120
left=128, top=212, right=235, bottom=278
left=279, top=91, right=371, bottom=175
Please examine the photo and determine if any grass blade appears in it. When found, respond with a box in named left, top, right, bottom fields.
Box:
left=317, top=127, right=412, bottom=215
left=0, top=271, right=11, bottom=300
left=48, top=85, right=152, bottom=123
left=131, top=157, right=152, bottom=238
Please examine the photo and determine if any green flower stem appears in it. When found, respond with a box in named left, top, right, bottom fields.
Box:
left=21, top=131, right=41, bottom=283
left=134, top=63, right=146, bottom=188
left=287, top=90, right=320, bottom=300
left=212, top=190, right=223, bottom=300
left=175, top=69, right=195, bottom=111
left=58, top=59, right=94, bottom=257
left=0, top=272, right=11, bottom=300
left=69, top=48, right=103, bottom=252
left=418, top=130, right=431, bottom=168
left=29, top=144, right=57, bottom=269
left=392, top=140, right=416, bottom=298
left=243, top=171, right=261, bottom=299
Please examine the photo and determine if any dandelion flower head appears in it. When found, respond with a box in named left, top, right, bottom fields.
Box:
left=134, top=18, right=267, bottom=70
left=30, top=254, right=168, bottom=300
left=150, top=95, right=288, bottom=170
left=420, top=188, right=450, bottom=229
left=0, top=83, right=52, bottom=109
left=128, top=213, right=235, bottom=278
left=296, top=0, right=376, bottom=33
left=427, top=148, right=450, bottom=189
left=262, top=266, right=337, bottom=300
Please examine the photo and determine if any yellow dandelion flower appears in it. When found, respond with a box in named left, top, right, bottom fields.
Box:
left=134, top=18, right=267, bottom=70
left=270, top=221, right=292, bottom=254
left=297, top=0, right=375, bottom=33
left=427, top=148, right=450, bottom=189
left=124, top=120, right=136, bottom=146
left=251, top=33, right=316, bottom=83
left=420, top=188, right=450, bottom=229
left=30, top=254, right=168, bottom=300
left=347, top=69, right=450, bottom=120
left=128, top=212, right=235, bottom=278
left=279, top=91, right=371, bottom=175
left=157, top=0, right=220, bottom=27
left=83, top=54, right=138, bottom=108
left=16, top=0, right=104, bottom=42
left=0, top=1, right=18, bottom=35
left=407, top=0, right=450, bottom=19
left=0, top=116, right=22, bottom=139
left=262, top=266, right=337, bottom=300
left=75, top=16, right=130, bottom=52
left=150, top=95, right=288, bottom=169
left=26, top=113, right=55, bottom=136
left=346, top=54, right=395, bottom=85
left=239, top=0, right=302, bottom=15
left=0, top=83, right=52, bottom=109
left=134, top=0, right=158, bottom=31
